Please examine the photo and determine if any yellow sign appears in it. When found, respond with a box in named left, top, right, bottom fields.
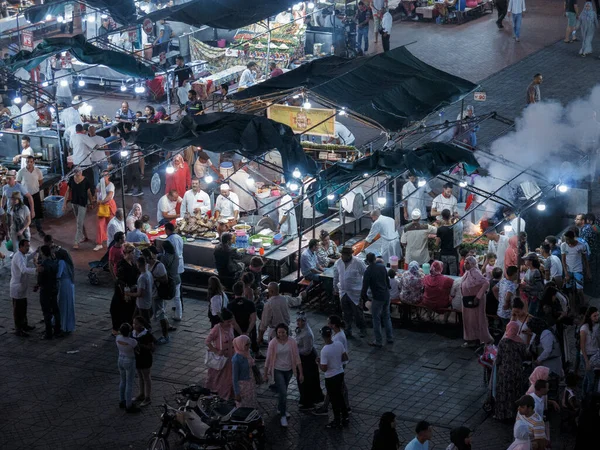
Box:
left=267, top=104, right=335, bottom=137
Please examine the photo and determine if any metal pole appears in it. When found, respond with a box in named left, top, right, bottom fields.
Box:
left=265, top=18, right=271, bottom=76
left=120, top=160, right=126, bottom=212
left=166, top=72, right=172, bottom=116
left=516, top=212, right=522, bottom=269
left=296, top=183, right=305, bottom=279
left=54, top=104, right=66, bottom=176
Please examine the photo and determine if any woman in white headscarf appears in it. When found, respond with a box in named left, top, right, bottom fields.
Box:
left=126, top=203, right=143, bottom=232
left=507, top=421, right=531, bottom=450
left=579, top=2, right=598, bottom=57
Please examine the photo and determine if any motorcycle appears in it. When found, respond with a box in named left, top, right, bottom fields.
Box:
left=147, top=385, right=265, bottom=450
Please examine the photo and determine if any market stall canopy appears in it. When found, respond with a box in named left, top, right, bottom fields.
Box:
left=231, top=46, right=478, bottom=132
left=6, top=35, right=155, bottom=78
left=25, top=0, right=136, bottom=25
left=130, top=112, right=318, bottom=179
left=138, top=0, right=299, bottom=29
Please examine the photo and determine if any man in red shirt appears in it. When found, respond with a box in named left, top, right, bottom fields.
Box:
left=269, top=62, right=284, bottom=78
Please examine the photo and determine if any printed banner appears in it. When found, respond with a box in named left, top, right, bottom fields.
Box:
left=267, top=104, right=335, bottom=137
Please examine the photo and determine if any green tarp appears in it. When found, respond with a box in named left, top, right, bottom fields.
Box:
left=230, top=46, right=478, bottom=132
left=7, top=35, right=154, bottom=79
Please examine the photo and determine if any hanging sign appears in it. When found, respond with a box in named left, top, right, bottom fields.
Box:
left=143, top=19, right=153, bottom=35
left=21, top=30, right=34, bottom=51
left=474, top=92, right=487, bottom=101
left=267, top=104, right=335, bottom=137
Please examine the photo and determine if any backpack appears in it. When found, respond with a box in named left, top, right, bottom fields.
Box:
left=151, top=261, right=176, bottom=300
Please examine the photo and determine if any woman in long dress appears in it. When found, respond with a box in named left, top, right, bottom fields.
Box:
left=56, top=248, right=76, bottom=333
left=205, top=309, right=235, bottom=400
left=493, top=321, right=528, bottom=420
left=579, top=2, right=598, bottom=57
left=295, top=312, right=324, bottom=409
left=461, top=256, right=493, bottom=347
left=232, top=335, right=258, bottom=408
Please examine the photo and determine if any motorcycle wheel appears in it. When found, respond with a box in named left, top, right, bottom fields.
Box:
left=147, top=436, right=170, bottom=450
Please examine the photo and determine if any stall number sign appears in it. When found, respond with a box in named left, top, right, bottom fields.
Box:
left=474, top=92, right=486, bottom=101
left=267, top=104, right=335, bottom=137
left=21, top=30, right=33, bottom=51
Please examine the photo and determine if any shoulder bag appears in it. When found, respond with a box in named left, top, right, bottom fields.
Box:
left=462, top=295, right=479, bottom=308
left=204, top=327, right=228, bottom=370
left=97, top=203, right=111, bottom=218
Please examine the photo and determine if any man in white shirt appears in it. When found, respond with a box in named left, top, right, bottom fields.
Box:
left=20, top=96, right=38, bottom=133
left=318, top=326, right=349, bottom=429
left=380, top=6, right=393, bottom=52
left=70, top=124, right=99, bottom=188
left=16, top=155, right=44, bottom=236
left=504, top=208, right=526, bottom=237
left=402, top=174, right=434, bottom=221
left=363, top=209, right=401, bottom=263
left=334, top=246, right=367, bottom=337
left=278, top=190, right=298, bottom=237
left=157, top=189, right=182, bottom=225
left=541, top=243, right=562, bottom=286
left=238, top=61, right=258, bottom=89
left=54, top=68, right=73, bottom=106
left=165, top=222, right=185, bottom=321
left=107, top=208, right=125, bottom=245
left=485, top=227, right=510, bottom=269
left=180, top=178, right=211, bottom=217
left=229, top=165, right=256, bottom=213
left=430, top=182, right=458, bottom=220
left=193, top=149, right=221, bottom=187
left=10, top=239, right=37, bottom=337
left=371, top=0, right=387, bottom=43
left=214, top=183, right=240, bottom=221
left=61, top=96, right=83, bottom=138
left=507, top=0, right=526, bottom=42
left=13, top=136, right=35, bottom=169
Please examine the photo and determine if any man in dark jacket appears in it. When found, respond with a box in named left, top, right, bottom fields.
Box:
left=37, top=245, right=63, bottom=339
left=214, top=232, right=244, bottom=280
left=361, top=252, right=393, bottom=348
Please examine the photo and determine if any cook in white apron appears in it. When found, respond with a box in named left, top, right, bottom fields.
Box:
left=364, top=211, right=402, bottom=263
left=278, top=194, right=297, bottom=237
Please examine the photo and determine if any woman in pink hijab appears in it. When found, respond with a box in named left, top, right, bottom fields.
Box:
left=526, top=366, right=550, bottom=394
left=493, top=321, right=528, bottom=420
left=421, top=260, right=454, bottom=312
left=461, top=256, right=493, bottom=347
left=504, top=236, right=519, bottom=271
left=231, top=335, right=258, bottom=408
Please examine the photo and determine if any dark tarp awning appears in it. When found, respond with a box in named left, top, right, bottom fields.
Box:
left=25, top=0, right=136, bottom=26
left=230, top=46, right=477, bottom=132
left=6, top=35, right=155, bottom=79
left=130, top=112, right=318, bottom=179
left=138, top=0, right=298, bottom=29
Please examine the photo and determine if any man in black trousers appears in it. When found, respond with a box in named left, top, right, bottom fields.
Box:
left=37, top=245, right=63, bottom=340
left=496, top=0, right=508, bottom=29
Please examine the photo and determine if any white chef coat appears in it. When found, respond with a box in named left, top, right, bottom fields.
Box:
left=181, top=189, right=211, bottom=217
left=214, top=192, right=240, bottom=218
left=20, top=102, right=37, bottom=133
left=506, top=217, right=526, bottom=238
left=365, top=214, right=401, bottom=262
left=18, top=146, right=34, bottom=169
left=431, top=193, right=458, bottom=219
left=16, top=166, right=43, bottom=195
left=238, top=69, right=256, bottom=88
left=70, top=132, right=97, bottom=167
left=229, top=169, right=256, bottom=212
left=157, top=194, right=178, bottom=222
left=381, top=11, right=393, bottom=34
left=402, top=180, right=431, bottom=218
left=10, top=250, right=37, bottom=299
left=333, top=256, right=367, bottom=305
left=278, top=194, right=297, bottom=237
left=488, top=234, right=510, bottom=269
left=61, top=106, right=82, bottom=130
left=334, top=122, right=355, bottom=145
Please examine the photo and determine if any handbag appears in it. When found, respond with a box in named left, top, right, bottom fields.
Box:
left=97, top=203, right=111, bottom=218
left=204, top=327, right=228, bottom=370
left=462, top=295, right=479, bottom=308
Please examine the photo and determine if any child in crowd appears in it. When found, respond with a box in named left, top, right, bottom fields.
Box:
left=458, top=247, right=470, bottom=276
left=132, top=316, right=157, bottom=408
left=141, top=214, right=152, bottom=233
left=388, top=269, right=400, bottom=302
left=482, top=252, right=497, bottom=280
left=486, top=267, right=503, bottom=317
left=116, top=323, right=140, bottom=413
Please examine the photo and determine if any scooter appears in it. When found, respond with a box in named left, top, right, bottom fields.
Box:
left=147, top=385, right=264, bottom=450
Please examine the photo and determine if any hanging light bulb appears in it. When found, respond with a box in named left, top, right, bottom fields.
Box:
left=377, top=196, right=387, bottom=206
left=120, top=150, right=129, bottom=158
left=303, top=101, right=312, bottom=110
left=134, top=84, right=146, bottom=94
left=536, top=203, right=546, bottom=211
left=60, top=79, right=68, bottom=87
left=101, top=14, right=108, bottom=19
left=204, top=174, right=214, bottom=184
left=99, top=78, right=105, bottom=87
left=57, top=15, right=64, bottom=23
left=78, top=78, right=85, bottom=87
left=504, top=225, right=513, bottom=233
left=13, top=94, right=21, bottom=104
left=288, top=182, right=299, bottom=191
left=308, top=2, right=315, bottom=9
left=120, top=81, right=127, bottom=92
left=166, top=164, right=175, bottom=174
left=338, top=107, right=346, bottom=116
left=417, top=179, right=426, bottom=187
left=327, top=194, right=335, bottom=200
left=48, top=107, right=55, bottom=113
left=42, top=81, right=49, bottom=87
left=292, top=167, right=301, bottom=179
left=87, top=15, right=95, bottom=23
left=558, top=184, right=568, bottom=193
left=292, top=94, right=300, bottom=99
left=363, top=173, right=369, bottom=178
left=45, top=14, right=52, bottom=21
left=459, top=180, right=467, bottom=188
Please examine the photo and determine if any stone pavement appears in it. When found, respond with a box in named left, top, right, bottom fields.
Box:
left=0, top=263, right=519, bottom=450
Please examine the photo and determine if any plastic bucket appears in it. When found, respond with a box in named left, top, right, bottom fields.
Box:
left=43, top=195, right=65, bottom=218
left=389, top=255, right=399, bottom=269
left=220, top=161, right=234, bottom=179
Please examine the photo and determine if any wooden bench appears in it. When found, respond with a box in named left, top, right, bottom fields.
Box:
left=369, top=299, right=462, bottom=325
